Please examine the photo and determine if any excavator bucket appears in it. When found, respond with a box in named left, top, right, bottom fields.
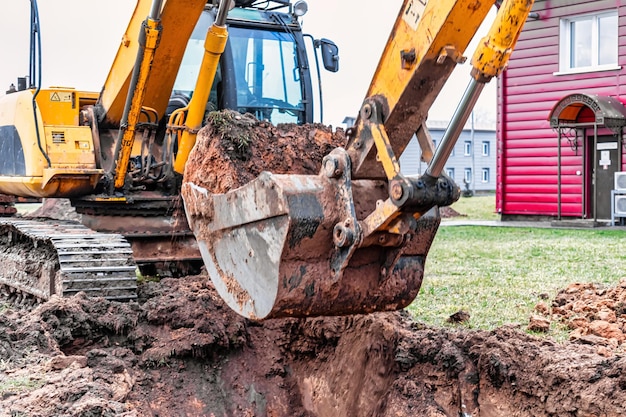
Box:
left=182, top=162, right=441, bottom=320
left=179, top=114, right=447, bottom=319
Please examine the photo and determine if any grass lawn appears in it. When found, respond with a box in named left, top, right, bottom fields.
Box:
left=408, top=196, right=626, bottom=335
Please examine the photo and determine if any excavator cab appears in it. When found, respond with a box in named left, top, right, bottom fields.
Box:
left=170, top=5, right=336, bottom=126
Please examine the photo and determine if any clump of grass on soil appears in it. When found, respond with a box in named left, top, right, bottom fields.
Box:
left=0, top=376, right=43, bottom=396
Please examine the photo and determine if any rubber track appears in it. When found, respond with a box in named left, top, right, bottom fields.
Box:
left=0, top=218, right=137, bottom=301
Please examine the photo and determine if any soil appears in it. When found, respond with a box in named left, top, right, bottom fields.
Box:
left=184, top=110, right=462, bottom=219
left=27, top=199, right=81, bottom=222
left=2, top=117, right=624, bottom=415
left=532, top=280, right=626, bottom=357
left=184, top=111, right=347, bottom=194
left=1, top=275, right=625, bottom=417
left=440, top=206, right=461, bottom=218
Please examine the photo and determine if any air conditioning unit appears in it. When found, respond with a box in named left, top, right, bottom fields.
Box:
left=615, top=195, right=626, bottom=216
left=615, top=172, right=626, bottom=191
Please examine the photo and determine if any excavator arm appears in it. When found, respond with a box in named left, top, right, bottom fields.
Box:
left=96, top=0, right=208, bottom=127
left=0, top=0, right=532, bottom=310
left=94, top=0, right=233, bottom=190
left=351, top=0, right=535, bottom=247
left=181, top=0, right=535, bottom=319
left=349, top=0, right=491, bottom=179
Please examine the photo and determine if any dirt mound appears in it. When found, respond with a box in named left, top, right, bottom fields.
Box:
left=27, top=198, right=81, bottom=222
left=185, top=111, right=346, bottom=194
left=440, top=206, right=462, bottom=218
left=2, top=275, right=626, bottom=417
left=532, top=279, right=626, bottom=356
left=3, top=115, right=624, bottom=415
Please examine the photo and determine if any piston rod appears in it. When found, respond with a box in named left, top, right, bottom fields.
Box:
left=426, top=78, right=484, bottom=178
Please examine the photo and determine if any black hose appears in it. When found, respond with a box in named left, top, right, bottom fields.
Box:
left=30, top=0, right=51, bottom=167
left=109, top=30, right=146, bottom=179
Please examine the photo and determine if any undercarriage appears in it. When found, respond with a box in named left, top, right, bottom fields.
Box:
left=0, top=218, right=137, bottom=301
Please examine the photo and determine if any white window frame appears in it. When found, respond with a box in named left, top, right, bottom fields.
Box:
left=446, top=167, right=455, bottom=179
left=464, top=141, right=472, bottom=156
left=482, top=141, right=490, bottom=157
left=556, top=11, right=620, bottom=75
left=464, top=168, right=472, bottom=184
left=482, top=168, right=490, bottom=183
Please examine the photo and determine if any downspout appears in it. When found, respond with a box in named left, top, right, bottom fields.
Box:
left=582, top=128, right=586, bottom=219
left=557, top=128, right=561, bottom=220
left=496, top=66, right=506, bottom=214
left=619, top=127, right=623, bottom=172
left=593, top=123, right=598, bottom=223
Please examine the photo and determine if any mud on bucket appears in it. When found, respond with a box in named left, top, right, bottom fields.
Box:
left=181, top=171, right=441, bottom=319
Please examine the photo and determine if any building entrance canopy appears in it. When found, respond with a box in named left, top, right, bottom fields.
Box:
left=549, top=94, right=626, bottom=132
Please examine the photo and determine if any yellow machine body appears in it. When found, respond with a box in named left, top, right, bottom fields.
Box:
left=0, top=0, right=219, bottom=200
left=98, top=0, right=207, bottom=126
left=0, top=88, right=101, bottom=197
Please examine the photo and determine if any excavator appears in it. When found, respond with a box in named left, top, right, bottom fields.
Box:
left=0, top=0, right=533, bottom=318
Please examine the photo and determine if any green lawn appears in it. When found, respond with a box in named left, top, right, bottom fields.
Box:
left=407, top=196, right=626, bottom=335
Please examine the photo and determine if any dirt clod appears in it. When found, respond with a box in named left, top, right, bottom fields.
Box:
left=535, top=279, right=626, bottom=351
left=446, top=309, right=470, bottom=324
left=27, top=198, right=81, bottom=221
left=440, top=206, right=462, bottom=218
left=527, top=315, right=550, bottom=333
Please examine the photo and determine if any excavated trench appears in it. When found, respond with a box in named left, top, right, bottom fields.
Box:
left=1, top=275, right=626, bottom=417
left=1, top=114, right=625, bottom=416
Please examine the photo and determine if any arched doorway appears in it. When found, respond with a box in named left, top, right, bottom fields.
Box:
left=549, top=94, right=626, bottom=221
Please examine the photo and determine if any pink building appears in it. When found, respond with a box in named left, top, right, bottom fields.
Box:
left=498, top=0, right=626, bottom=222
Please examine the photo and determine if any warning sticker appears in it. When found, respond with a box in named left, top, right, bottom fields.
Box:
left=50, top=92, right=72, bottom=103
left=403, top=0, right=428, bottom=31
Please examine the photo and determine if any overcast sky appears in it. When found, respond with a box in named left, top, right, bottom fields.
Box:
left=0, top=0, right=497, bottom=128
